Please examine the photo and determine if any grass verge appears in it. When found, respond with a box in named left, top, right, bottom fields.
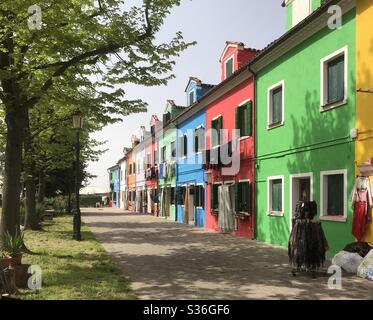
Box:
left=19, top=215, right=137, bottom=300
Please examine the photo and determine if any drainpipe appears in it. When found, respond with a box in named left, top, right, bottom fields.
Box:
left=248, top=64, right=257, bottom=241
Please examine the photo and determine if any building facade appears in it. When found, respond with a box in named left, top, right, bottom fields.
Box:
left=174, top=78, right=213, bottom=227
left=205, top=42, right=257, bottom=239
left=254, top=0, right=356, bottom=255
left=108, top=164, right=120, bottom=208
left=158, top=100, right=185, bottom=221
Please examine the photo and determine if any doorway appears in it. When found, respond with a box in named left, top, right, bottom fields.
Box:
left=187, top=185, right=195, bottom=225
left=290, top=173, right=313, bottom=228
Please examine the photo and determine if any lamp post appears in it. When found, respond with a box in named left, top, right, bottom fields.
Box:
left=72, top=109, right=83, bottom=241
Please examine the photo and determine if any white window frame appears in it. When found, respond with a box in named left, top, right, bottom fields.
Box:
left=195, top=125, right=205, bottom=154
left=320, top=46, right=348, bottom=111
left=237, top=99, right=252, bottom=140
left=320, top=169, right=348, bottom=222
left=224, top=55, right=235, bottom=80
left=267, top=175, right=285, bottom=217
left=188, top=89, right=197, bottom=106
left=267, top=81, right=285, bottom=130
left=211, top=114, right=222, bottom=149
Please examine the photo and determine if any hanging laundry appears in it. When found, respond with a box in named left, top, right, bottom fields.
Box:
left=351, top=177, right=373, bottom=241
left=218, top=185, right=236, bottom=233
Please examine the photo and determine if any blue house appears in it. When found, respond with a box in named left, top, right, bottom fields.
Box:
left=174, top=77, right=214, bottom=227
left=108, top=164, right=121, bottom=208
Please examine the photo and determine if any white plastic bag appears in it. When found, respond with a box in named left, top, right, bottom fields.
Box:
left=332, top=251, right=364, bottom=274
left=357, top=249, right=373, bottom=281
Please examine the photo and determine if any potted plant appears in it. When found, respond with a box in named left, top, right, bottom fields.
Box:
left=0, top=232, right=24, bottom=268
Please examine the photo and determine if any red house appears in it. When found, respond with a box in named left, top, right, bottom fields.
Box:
left=205, top=41, right=258, bottom=239
left=145, top=115, right=163, bottom=216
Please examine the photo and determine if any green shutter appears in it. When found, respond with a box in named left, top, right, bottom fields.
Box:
left=226, top=58, right=233, bottom=78
left=246, top=101, right=252, bottom=136
left=211, top=120, right=215, bottom=147
left=218, top=116, right=223, bottom=145
left=328, top=55, right=345, bottom=104
left=235, top=183, right=241, bottom=212
left=201, top=187, right=205, bottom=209
left=236, top=106, right=241, bottom=136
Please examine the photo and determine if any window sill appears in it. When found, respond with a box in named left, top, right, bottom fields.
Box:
left=320, top=99, right=348, bottom=112
left=267, top=122, right=284, bottom=130
left=319, top=215, right=347, bottom=223
left=267, top=211, right=284, bottom=217
left=239, top=136, right=251, bottom=141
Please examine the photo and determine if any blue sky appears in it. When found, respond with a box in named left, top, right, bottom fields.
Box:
left=86, top=0, right=286, bottom=192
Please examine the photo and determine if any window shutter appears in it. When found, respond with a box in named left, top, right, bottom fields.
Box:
left=246, top=101, right=252, bottom=136
left=327, top=174, right=344, bottom=215
left=235, top=183, right=240, bottom=213
left=201, top=187, right=205, bottom=209
left=235, top=106, right=241, bottom=136
left=218, top=116, right=223, bottom=145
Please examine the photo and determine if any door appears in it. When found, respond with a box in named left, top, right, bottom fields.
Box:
left=299, top=178, right=311, bottom=202
left=188, top=186, right=195, bottom=224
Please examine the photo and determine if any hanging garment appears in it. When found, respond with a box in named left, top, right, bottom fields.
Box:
left=159, top=164, right=164, bottom=180
left=351, top=177, right=372, bottom=223
left=147, top=189, right=152, bottom=214
left=353, top=200, right=368, bottom=241
left=218, top=185, right=235, bottom=233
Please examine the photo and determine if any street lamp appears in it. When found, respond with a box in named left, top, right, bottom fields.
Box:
left=72, top=109, right=83, bottom=241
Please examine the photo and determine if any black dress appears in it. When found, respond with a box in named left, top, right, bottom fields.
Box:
left=288, top=201, right=329, bottom=270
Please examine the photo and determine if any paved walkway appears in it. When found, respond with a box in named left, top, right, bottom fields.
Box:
left=82, top=208, right=373, bottom=300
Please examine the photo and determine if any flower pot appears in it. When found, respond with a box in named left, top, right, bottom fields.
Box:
left=0, top=254, right=22, bottom=270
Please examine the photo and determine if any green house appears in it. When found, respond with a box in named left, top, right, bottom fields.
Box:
left=253, top=0, right=357, bottom=255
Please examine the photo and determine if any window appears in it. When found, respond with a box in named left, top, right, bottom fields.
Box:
left=225, top=56, right=234, bottom=79
left=161, top=146, right=166, bottom=164
left=171, top=141, right=176, bottom=159
left=320, top=170, right=347, bottom=221
left=268, top=176, right=284, bottom=215
left=194, top=185, right=205, bottom=208
left=194, top=127, right=205, bottom=153
left=210, top=184, right=219, bottom=212
left=268, top=81, right=284, bottom=128
left=321, top=47, right=347, bottom=109
left=189, top=91, right=196, bottom=106
left=211, top=116, right=223, bottom=147
left=177, top=186, right=187, bottom=205
left=179, top=135, right=188, bottom=158
left=154, top=149, right=159, bottom=165
left=133, top=163, right=136, bottom=174
left=235, top=181, right=251, bottom=214
left=236, top=100, right=252, bottom=137
left=120, top=170, right=123, bottom=181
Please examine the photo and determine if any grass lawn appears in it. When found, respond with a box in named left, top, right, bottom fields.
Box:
left=19, top=215, right=137, bottom=300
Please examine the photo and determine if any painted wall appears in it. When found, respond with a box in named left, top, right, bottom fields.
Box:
left=255, top=8, right=356, bottom=255
left=356, top=0, right=373, bottom=243
left=127, top=151, right=136, bottom=212
left=205, top=77, right=255, bottom=239
left=176, top=108, right=207, bottom=227
left=109, top=166, right=120, bottom=208
left=285, top=0, right=323, bottom=31
left=119, top=159, right=127, bottom=209
left=158, top=125, right=178, bottom=221
left=145, top=136, right=158, bottom=216
left=135, top=142, right=146, bottom=213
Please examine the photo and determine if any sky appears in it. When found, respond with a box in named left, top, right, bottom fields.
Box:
left=85, top=0, right=286, bottom=193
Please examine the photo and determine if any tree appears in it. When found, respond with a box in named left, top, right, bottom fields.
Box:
left=0, top=0, right=194, bottom=238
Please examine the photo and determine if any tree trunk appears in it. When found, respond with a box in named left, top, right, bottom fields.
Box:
left=0, top=106, right=26, bottom=239
left=37, top=172, right=46, bottom=204
left=23, top=113, right=39, bottom=230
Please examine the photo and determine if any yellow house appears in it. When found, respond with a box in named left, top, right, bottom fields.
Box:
left=356, top=0, right=373, bottom=243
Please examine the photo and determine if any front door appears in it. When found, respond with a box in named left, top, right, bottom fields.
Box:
left=188, top=186, right=195, bottom=224
left=299, top=178, right=311, bottom=202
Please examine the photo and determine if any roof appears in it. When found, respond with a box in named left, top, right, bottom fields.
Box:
left=219, top=41, right=258, bottom=62
left=184, top=77, right=215, bottom=92
left=170, top=0, right=337, bottom=126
